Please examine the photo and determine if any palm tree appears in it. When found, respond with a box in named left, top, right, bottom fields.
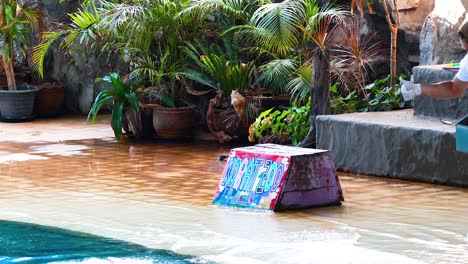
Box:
left=298, top=1, right=348, bottom=146
left=228, top=0, right=348, bottom=147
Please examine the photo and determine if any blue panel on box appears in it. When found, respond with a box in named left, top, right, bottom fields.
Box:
left=456, top=115, right=468, bottom=153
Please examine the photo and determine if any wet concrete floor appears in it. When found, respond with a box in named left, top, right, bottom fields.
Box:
left=0, top=115, right=467, bottom=264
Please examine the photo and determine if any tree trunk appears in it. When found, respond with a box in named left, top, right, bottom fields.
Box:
left=382, top=0, right=400, bottom=88
left=390, top=25, right=398, bottom=88
left=2, top=53, right=16, bottom=90
left=299, top=48, right=331, bottom=148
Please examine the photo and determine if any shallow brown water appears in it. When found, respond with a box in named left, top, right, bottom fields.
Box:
left=0, top=116, right=467, bottom=264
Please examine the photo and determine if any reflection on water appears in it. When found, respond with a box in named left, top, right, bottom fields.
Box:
left=31, top=144, right=90, bottom=156
left=0, top=117, right=467, bottom=264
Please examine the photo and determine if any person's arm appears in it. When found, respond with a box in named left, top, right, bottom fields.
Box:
left=420, top=78, right=468, bottom=99
left=400, top=77, right=468, bottom=101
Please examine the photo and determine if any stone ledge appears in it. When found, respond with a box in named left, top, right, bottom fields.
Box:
left=412, top=65, right=468, bottom=120
left=316, top=109, right=468, bottom=187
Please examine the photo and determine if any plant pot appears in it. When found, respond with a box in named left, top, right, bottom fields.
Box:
left=120, top=104, right=155, bottom=139
left=0, top=85, right=38, bottom=122
left=206, top=93, right=253, bottom=143
left=253, top=94, right=291, bottom=111
left=34, top=82, right=65, bottom=117
left=152, top=105, right=196, bottom=139
left=210, top=106, right=250, bottom=138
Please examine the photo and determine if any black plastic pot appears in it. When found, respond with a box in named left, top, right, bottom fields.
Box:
left=0, top=85, right=39, bottom=122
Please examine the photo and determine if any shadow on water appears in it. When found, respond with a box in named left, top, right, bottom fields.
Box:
left=0, top=220, right=209, bottom=264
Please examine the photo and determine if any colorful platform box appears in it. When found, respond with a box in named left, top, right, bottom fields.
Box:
left=213, top=144, right=344, bottom=211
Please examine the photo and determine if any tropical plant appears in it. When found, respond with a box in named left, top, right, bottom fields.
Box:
left=182, top=38, right=258, bottom=143
left=34, top=0, right=202, bottom=107
left=180, top=0, right=259, bottom=29
left=1, top=0, right=42, bottom=90
left=88, top=72, right=141, bottom=141
left=184, top=41, right=256, bottom=96
left=224, top=0, right=349, bottom=146
left=96, top=0, right=201, bottom=107
left=248, top=100, right=310, bottom=146
left=330, top=18, right=386, bottom=95
left=229, top=0, right=311, bottom=59
left=257, top=59, right=312, bottom=105
left=330, top=74, right=406, bottom=114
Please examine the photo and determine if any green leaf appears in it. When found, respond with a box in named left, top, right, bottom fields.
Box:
left=87, top=91, right=113, bottom=122
left=125, top=92, right=140, bottom=112
left=109, top=72, right=125, bottom=94
left=161, top=94, right=176, bottom=108
left=4, top=4, right=14, bottom=24
left=111, top=101, right=124, bottom=141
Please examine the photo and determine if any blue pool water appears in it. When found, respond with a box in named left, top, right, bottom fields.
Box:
left=0, top=220, right=205, bottom=263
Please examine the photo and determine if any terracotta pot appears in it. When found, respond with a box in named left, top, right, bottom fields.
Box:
left=152, top=106, right=196, bottom=139
left=35, top=82, right=64, bottom=117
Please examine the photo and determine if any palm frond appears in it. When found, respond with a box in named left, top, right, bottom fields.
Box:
left=286, top=64, right=312, bottom=105
left=17, top=4, right=41, bottom=30
left=183, top=69, right=218, bottom=90
left=69, top=9, right=100, bottom=30
left=234, top=0, right=306, bottom=58
left=303, top=4, right=349, bottom=49
left=31, top=32, right=61, bottom=77
left=179, top=0, right=253, bottom=25
left=256, top=59, right=297, bottom=94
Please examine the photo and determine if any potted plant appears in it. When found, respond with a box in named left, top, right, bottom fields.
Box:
left=33, top=0, right=200, bottom=139
left=94, top=0, right=204, bottom=140
left=88, top=72, right=142, bottom=142
left=133, top=49, right=197, bottom=140
left=0, top=0, right=42, bottom=121
left=183, top=40, right=257, bottom=143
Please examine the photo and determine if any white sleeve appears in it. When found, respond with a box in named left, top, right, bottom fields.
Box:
left=455, top=54, right=468, bottom=81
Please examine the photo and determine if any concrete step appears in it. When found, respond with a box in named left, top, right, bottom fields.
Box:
left=316, top=109, right=468, bottom=187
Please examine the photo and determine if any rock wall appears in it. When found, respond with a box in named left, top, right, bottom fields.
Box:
left=42, top=0, right=81, bottom=23
left=398, top=0, right=435, bottom=65
left=44, top=45, right=122, bottom=114
left=419, top=0, right=467, bottom=65
left=39, top=0, right=125, bottom=114
left=332, top=0, right=434, bottom=78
